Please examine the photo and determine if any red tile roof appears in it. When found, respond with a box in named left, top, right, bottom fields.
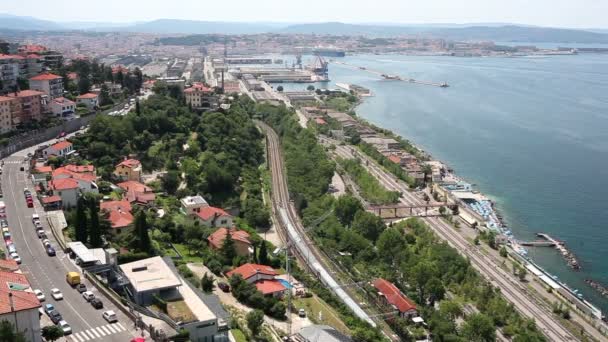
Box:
left=65, top=164, right=95, bottom=173
left=6, top=90, right=44, bottom=98
left=49, top=140, right=72, bottom=151
left=196, top=206, right=231, bottom=221
left=117, top=181, right=151, bottom=194
left=101, top=201, right=134, bottom=229
left=226, top=263, right=278, bottom=281
left=100, top=200, right=132, bottom=213
left=0, top=270, right=39, bottom=314
left=49, top=178, right=79, bottom=191
left=372, top=278, right=416, bottom=314
left=76, top=93, right=98, bottom=99
left=388, top=155, right=401, bottom=164
left=314, top=118, right=327, bottom=125
left=30, top=72, right=61, bottom=81
left=0, top=260, right=19, bottom=272
left=184, top=83, right=212, bottom=93
left=117, top=159, right=141, bottom=169
left=118, top=181, right=155, bottom=204
left=255, top=279, right=286, bottom=295
left=208, top=228, right=251, bottom=250
left=41, top=196, right=62, bottom=204
left=52, top=97, right=75, bottom=105
left=0, top=54, right=24, bottom=60
left=19, top=45, right=46, bottom=53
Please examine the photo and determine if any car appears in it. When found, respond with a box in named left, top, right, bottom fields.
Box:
left=34, top=221, right=42, bottom=229
left=23, top=188, right=29, bottom=194
left=3, top=231, right=10, bottom=240
left=75, top=283, right=87, bottom=293
left=10, top=252, right=21, bottom=264
left=37, top=229, right=45, bottom=238
left=0, top=220, right=7, bottom=228
left=7, top=244, right=16, bottom=254
left=58, top=320, right=72, bottom=335
left=90, top=298, right=103, bottom=309
left=46, top=246, right=56, bottom=256
left=102, top=310, right=117, bottom=323
left=50, top=288, right=63, bottom=300
left=298, top=308, right=306, bottom=318
left=34, top=289, right=45, bottom=302
left=82, top=291, right=95, bottom=302
left=26, top=201, right=33, bottom=208
left=49, top=311, right=62, bottom=324
left=42, top=239, right=51, bottom=248
left=32, top=213, right=39, bottom=222
left=44, top=303, right=55, bottom=315
left=218, top=282, right=230, bottom=293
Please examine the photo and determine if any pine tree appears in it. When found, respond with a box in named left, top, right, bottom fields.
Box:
left=258, top=241, right=269, bottom=266
left=88, top=198, right=102, bottom=248
left=75, top=196, right=88, bottom=243
left=201, top=272, right=214, bottom=293
left=134, top=211, right=151, bottom=252
left=221, top=230, right=236, bottom=265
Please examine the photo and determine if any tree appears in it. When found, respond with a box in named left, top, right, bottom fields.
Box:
left=88, top=198, right=102, bottom=247
left=461, top=313, right=496, bottom=341
left=41, top=325, right=64, bottom=342
left=99, top=84, right=113, bottom=106
left=135, top=99, right=141, bottom=115
left=474, top=236, right=480, bottom=245
left=75, top=196, right=88, bottom=243
left=351, top=210, right=385, bottom=242
left=518, top=266, right=527, bottom=282
left=258, top=240, right=269, bottom=266
left=133, top=211, right=151, bottom=252
left=201, top=272, right=215, bottom=293
left=77, top=76, right=91, bottom=94
left=276, top=85, right=284, bottom=92
left=161, top=170, right=180, bottom=195
left=306, top=85, right=315, bottom=91
left=439, top=299, right=463, bottom=321
left=0, top=320, right=26, bottom=342
left=422, top=164, right=433, bottom=186
left=334, top=195, right=363, bottom=226
left=499, top=246, right=508, bottom=258
left=246, top=309, right=264, bottom=337
left=221, top=231, right=237, bottom=265
left=439, top=206, right=447, bottom=216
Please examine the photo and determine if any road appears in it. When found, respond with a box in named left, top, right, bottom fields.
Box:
left=328, top=141, right=580, bottom=341
left=2, top=156, right=139, bottom=340
left=257, top=121, right=405, bottom=341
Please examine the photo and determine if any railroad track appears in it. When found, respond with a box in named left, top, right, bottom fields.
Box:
left=330, top=143, right=578, bottom=341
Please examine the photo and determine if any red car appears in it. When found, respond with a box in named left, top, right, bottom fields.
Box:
left=26, top=199, right=33, bottom=208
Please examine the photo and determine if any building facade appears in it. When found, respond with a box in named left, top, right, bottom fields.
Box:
left=29, top=73, right=63, bottom=99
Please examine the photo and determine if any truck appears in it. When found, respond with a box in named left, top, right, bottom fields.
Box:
left=66, top=272, right=81, bottom=286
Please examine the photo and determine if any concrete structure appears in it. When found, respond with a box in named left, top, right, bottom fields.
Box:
left=120, top=256, right=183, bottom=306
left=226, top=263, right=277, bottom=284
left=361, top=136, right=400, bottom=150
left=194, top=206, right=233, bottom=228
left=180, top=195, right=208, bottom=215
left=0, top=271, right=42, bottom=342
left=50, top=97, right=75, bottom=118
left=75, top=93, right=98, bottom=110
left=48, top=178, right=79, bottom=208
left=29, top=72, right=63, bottom=99
left=42, top=140, right=73, bottom=158
left=207, top=227, right=251, bottom=256
left=114, top=158, right=142, bottom=182
left=292, top=325, right=352, bottom=342
left=155, top=77, right=185, bottom=90
left=372, top=278, right=417, bottom=319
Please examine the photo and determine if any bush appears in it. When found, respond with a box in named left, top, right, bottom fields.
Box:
left=177, top=264, right=194, bottom=278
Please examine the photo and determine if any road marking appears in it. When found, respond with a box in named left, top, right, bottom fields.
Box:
left=95, top=326, right=106, bottom=336
left=71, top=333, right=85, bottom=342
left=88, top=328, right=100, bottom=339
left=83, top=330, right=95, bottom=340
left=105, top=324, right=116, bottom=333
left=100, top=325, right=111, bottom=335
left=116, top=322, right=126, bottom=331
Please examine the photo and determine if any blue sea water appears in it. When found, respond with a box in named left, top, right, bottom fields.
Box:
left=284, top=53, right=608, bottom=312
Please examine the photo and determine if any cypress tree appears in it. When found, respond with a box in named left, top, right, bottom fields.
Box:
left=75, top=196, right=88, bottom=243
left=88, top=198, right=102, bottom=248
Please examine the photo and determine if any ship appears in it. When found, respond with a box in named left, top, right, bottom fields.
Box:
left=440, top=82, right=450, bottom=88
left=381, top=74, right=401, bottom=80
left=314, top=49, right=346, bottom=57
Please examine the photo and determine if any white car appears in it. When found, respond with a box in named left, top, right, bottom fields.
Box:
left=102, top=310, right=117, bottom=323
left=50, top=288, right=63, bottom=300
left=82, top=291, right=95, bottom=302
left=10, top=252, right=21, bottom=264
left=34, top=289, right=45, bottom=302
left=42, top=239, right=51, bottom=248
left=58, top=320, right=72, bottom=335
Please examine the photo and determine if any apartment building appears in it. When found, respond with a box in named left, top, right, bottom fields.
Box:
left=0, top=96, right=15, bottom=133
left=29, top=72, right=63, bottom=99
left=6, top=90, right=45, bottom=127
left=50, top=97, right=75, bottom=118
left=0, top=54, right=23, bottom=92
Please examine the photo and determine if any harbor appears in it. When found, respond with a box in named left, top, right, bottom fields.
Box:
left=331, top=60, right=449, bottom=87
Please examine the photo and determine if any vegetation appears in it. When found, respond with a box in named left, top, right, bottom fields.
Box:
left=246, top=309, right=265, bottom=337
left=338, top=158, right=401, bottom=205
left=41, top=325, right=64, bottom=342
left=229, top=275, right=286, bottom=319
left=0, top=321, right=26, bottom=342
left=358, top=142, right=416, bottom=187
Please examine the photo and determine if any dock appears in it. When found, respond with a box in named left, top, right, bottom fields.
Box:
left=331, top=61, right=449, bottom=87
left=530, top=233, right=580, bottom=270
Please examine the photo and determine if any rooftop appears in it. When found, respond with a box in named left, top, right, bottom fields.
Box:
left=255, top=279, right=286, bottom=295
left=6, top=90, right=45, bottom=98
left=67, top=241, right=98, bottom=264
left=196, top=206, right=230, bottom=221
left=208, top=228, right=251, bottom=250
left=30, top=72, right=62, bottom=81
left=48, top=140, right=73, bottom=151
left=226, top=263, right=277, bottom=281
left=52, top=97, right=75, bottom=105
left=296, top=325, right=352, bottom=342
left=181, top=195, right=208, bottom=207
left=76, top=93, right=98, bottom=99
left=372, top=278, right=416, bottom=314
left=100, top=200, right=134, bottom=228
left=49, top=178, right=79, bottom=191
left=119, top=256, right=182, bottom=293
left=116, top=158, right=141, bottom=169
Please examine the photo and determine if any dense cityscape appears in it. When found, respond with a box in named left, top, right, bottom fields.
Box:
left=0, top=4, right=608, bottom=342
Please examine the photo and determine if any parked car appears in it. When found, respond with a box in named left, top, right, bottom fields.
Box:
left=10, top=252, right=21, bottom=264
left=75, top=283, right=87, bottom=293
left=34, top=289, right=45, bottom=302
left=50, top=288, right=63, bottom=300
left=44, top=304, right=55, bottom=315
left=0, top=220, right=7, bottom=228
left=2, top=231, right=10, bottom=240
left=42, top=239, right=51, bottom=248
left=37, top=229, right=45, bottom=238
left=7, top=244, right=16, bottom=254
left=58, top=320, right=72, bottom=335
left=34, top=221, right=42, bottom=229
left=90, top=298, right=103, bottom=309
left=49, top=311, right=62, bottom=324
left=102, top=310, right=117, bottom=323
left=82, top=291, right=95, bottom=302
left=32, top=213, right=39, bottom=222
left=26, top=200, right=33, bottom=208
left=218, top=282, right=230, bottom=293
left=46, top=246, right=56, bottom=256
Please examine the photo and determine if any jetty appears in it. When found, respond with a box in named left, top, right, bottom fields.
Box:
left=586, top=279, right=608, bottom=298
left=331, top=61, right=449, bottom=88
left=533, top=233, right=580, bottom=270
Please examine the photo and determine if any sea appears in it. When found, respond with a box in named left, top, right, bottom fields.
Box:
left=279, top=49, right=608, bottom=312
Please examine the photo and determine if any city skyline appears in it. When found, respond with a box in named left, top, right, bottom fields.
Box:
left=1, top=0, right=608, bottom=29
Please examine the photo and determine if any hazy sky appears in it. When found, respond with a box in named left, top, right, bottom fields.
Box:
left=2, top=0, right=607, bottom=28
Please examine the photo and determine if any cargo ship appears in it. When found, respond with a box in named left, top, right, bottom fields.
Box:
left=314, top=49, right=346, bottom=57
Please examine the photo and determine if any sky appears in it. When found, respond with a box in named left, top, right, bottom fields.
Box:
left=1, top=0, right=608, bottom=28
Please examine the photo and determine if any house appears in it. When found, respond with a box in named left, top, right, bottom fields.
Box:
left=42, top=140, right=73, bottom=158
left=29, top=72, right=63, bottom=99
left=41, top=195, right=62, bottom=210
left=113, top=159, right=142, bottom=182
left=48, top=178, right=79, bottom=208
left=0, top=54, right=24, bottom=93
left=226, top=263, right=278, bottom=284
left=372, top=278, right=417, bottom=319
left=0, top=271, right=42, bottom=342
left=292, top=325, right=352, bottom=342
left=119, top=256, right=182, bottom=306
left=117, top=180, right=155, bottom=205
left=207, top=227, right=251, bottom=256
left=194, top=206, right=233, bottom=228
left=0, top=259, right=19, bottom=272
left=75, top=93, right=98, bottom=110
left=255, top=279, right=287, bottom=298
left=184, top=83, right=216, bottom=110
left=100, top=200, right=134, bottom=235
left=50, top=97, right=75, bottom=118
left=180, top=195, right=209, bottom=215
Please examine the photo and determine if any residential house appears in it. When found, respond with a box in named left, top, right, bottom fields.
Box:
left=226, top=263, right=278, bottom=284
left=23, top=55, right=42, bottom=78
left=207, top=227, right=251, bottom=256
left=113, top=159, right=142, bottom=182
left=50, top=97, right=75, bottom=118
left=184, top=83, right=215, bottom=110
left=100, top=200, right=134, bottom=235
left=42, top=140, right=73, bottom=158
left=48, top=178, right=79, bottom=208
left=372, top=278, right=417, bottom=319
left=194, top=206, right=232, bottom=228
left=6, top=90, right=45, bottom=127
left=75, top=93, right=98, bottom=110
left=49, top=164, right=98, bottom=207
left=0, top=271, right=42, bottom=342
left=180, top=195, right=209, bottom=215
left=29, top=72, right=63, bottom=99
left=254, top=279, right=287, bottom=298
left=117, top=180, right=155, bottom=205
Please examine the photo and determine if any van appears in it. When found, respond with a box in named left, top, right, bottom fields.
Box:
left=66, top=272, right=81, bottom=286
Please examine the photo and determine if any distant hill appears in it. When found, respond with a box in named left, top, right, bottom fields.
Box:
left=0, top=14, right=64, bottom=31
left=109, top=19, right=282, bottom=35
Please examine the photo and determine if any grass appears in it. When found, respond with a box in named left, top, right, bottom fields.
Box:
left=231, top=329, right=247, bottom=342
left=172, top=243, right=204, bottom=263
left=167, top=300, right=196, bottom=322
left=339, top=158, right=400, bottom=205
left=293, top=296, right=350, bottom=335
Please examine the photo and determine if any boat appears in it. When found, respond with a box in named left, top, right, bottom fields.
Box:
left=381, top=74, right=401, bottom=80
left=440, top=82, right=450, bottom=88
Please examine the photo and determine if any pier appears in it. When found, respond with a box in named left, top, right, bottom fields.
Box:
left=521, top=233, right=580, bottom=270
left=331, top=61, right=449, bottom=87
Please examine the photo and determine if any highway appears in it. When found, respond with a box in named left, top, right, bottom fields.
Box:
left=328, top=141, right=580, bottom=342
left=2, top=155, right=137, bottom=341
